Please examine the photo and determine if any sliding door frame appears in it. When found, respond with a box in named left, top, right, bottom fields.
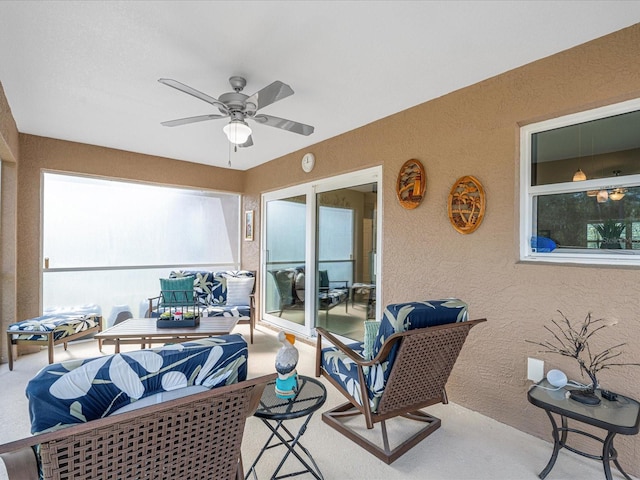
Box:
left=260, top=166, right=382, bottom=339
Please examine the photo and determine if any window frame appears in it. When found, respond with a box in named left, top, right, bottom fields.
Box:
left=519, top=98, right=640, bottom=266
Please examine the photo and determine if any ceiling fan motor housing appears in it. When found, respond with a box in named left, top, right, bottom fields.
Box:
left=218, top=91, right=251, bottom=116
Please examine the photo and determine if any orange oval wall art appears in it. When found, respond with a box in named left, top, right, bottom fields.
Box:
left=396, top=159, right=426, bottom=209
left=448, top=175, right=486, bottom=234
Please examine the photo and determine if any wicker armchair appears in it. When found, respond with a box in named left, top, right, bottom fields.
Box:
left=0, top=373, right=276, bottom=480
left=316, top=299, right=485, bottom=464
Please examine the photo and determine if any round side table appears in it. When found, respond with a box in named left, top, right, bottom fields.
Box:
left=245, top=375, right=327, bottom=480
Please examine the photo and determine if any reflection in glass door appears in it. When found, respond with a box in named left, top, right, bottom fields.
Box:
left=263, top=194, right=308, bottom=332
left=316, top=183, right=378, bottom=342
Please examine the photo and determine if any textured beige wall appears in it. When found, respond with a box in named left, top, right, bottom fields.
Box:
left=0, top=83, right=18, bottom=364
left=244, top=24, right=640, bottom=472
left=16, top=135, right=245, bottom=322
left=0, top=82, right=19, bottom=163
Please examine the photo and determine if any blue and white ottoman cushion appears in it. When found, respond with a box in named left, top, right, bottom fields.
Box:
left=8, top=304, right=102, bottom=341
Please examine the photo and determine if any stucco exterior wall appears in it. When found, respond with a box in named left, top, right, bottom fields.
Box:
left=243, top=24, right=640, bottom=472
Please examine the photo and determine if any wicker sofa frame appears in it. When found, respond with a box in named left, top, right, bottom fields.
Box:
left=315, top=318, right=486, bottom=464
left=0, top=373, right=276, bottom=480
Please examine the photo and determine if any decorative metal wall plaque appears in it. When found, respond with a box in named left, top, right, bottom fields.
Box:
left=396, top=159, right=426, bottom=209
left=448, top=175, right=486, bottom=234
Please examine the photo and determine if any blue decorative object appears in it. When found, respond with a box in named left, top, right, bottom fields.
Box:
left=275, top=331, right=299, bottom=399
left=530, top=236, right=557, bottom=252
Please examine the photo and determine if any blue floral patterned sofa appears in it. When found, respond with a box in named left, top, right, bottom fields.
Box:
left=26, top=334, right=248, bottom=434
left=148, top=270, right=256, bottom=343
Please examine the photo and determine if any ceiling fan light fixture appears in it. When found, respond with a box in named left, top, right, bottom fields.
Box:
left=572, top=169, right=587, bottom=182
left=596, top=190, right=609, bottom=203
left=223, top=120, right=252, bottom=144
left=609, top=188, right=626, bottom=201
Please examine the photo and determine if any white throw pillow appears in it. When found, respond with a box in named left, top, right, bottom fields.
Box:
left=226, top=276, right=255, bottom=306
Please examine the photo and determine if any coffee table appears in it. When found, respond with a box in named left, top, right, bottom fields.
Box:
left=96, top=317, right=239, bottom=353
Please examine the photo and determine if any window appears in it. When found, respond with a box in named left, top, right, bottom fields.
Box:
left=520, top=98, right=640, bottom=265
left=43, top=173, right=240, bottom=320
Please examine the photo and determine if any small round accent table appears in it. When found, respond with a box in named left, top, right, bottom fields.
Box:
left=245, top=375, right=326, bottom=480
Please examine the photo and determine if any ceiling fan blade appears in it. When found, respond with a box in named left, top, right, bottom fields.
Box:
left=238, top=135, right=254, bottom=148
left=161, top=114, right=227, bottom=127
left=254, top=114, right=314, bottom=136
left=245, top=81, right=294, bottom=112
left=158, top=78, right=229, bottom=113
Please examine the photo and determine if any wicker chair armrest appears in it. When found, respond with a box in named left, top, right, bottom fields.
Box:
left=316, top=326, right=403, bottom=366
left=0, top=447, right=39, bottom=480
left=317, top=319, right=488, bottom=374
left=315, top=327, right=372, bottom=365
left=146, top=295, right=162, bottom=317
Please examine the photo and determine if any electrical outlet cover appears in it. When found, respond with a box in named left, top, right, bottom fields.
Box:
left=527, top=358, right=544, bottom=382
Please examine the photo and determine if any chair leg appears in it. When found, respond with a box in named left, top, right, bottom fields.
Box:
left=47, top=334, right=55, bottom=364
left=322, top=403, right=442, bottom=464
left=7, top=332, right=14, bottom=371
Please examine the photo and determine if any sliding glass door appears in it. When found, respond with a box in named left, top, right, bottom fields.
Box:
left=315, top=182, right=378, bottom=341
left=261, top=167, right=381, bottom=340
left=263, top=191, right=310, bottom=335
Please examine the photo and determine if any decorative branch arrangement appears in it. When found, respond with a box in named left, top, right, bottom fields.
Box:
left=527, top=311, right=640, bottom=397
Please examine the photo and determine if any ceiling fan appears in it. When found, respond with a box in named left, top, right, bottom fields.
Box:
left=158, top=76, right=314, bottom=148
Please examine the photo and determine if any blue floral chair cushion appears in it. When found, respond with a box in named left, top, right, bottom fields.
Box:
left=321, top=299, right=468, bottom=412
left=26, top=333, right=248, bottom=434
left=8, top=304, right=102, bottom=342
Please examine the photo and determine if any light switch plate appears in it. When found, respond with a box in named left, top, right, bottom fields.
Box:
left=527, top=358, right=544, bottom=382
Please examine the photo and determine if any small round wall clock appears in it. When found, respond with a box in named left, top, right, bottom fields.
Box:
left=448, top=175, right=486, bottom=234
left=396, top=159, right=426, bottom=209
left=301, top=153, right=315, bottom=173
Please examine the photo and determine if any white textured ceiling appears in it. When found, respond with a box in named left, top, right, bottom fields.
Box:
left=0, top=1, right=639, bottom=170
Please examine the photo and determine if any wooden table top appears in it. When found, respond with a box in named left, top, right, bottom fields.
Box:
left=96, top=317, right=239, bottom=339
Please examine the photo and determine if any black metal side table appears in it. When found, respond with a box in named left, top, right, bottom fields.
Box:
left=528, top=379, right=640, bottom=480
left=245, top=375, right=327, bottom=480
